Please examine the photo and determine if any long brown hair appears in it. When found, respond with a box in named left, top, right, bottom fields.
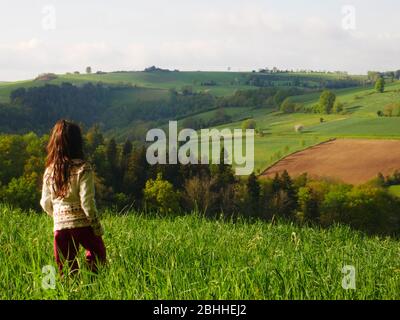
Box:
left=46, top=120, right=84, bottom=198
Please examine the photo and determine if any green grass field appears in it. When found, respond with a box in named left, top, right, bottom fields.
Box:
left=190, top=80, right=400, bottom=171
left=1, top=204, right=399, bottom=300
left=2, top=77, right=400, bottom=299
left=0, top=70, right=366, bottom=103
left=0, top=71, right=256, bottom=103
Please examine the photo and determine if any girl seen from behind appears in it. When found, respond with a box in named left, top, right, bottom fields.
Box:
left=40, top=119, right=106, bottom=275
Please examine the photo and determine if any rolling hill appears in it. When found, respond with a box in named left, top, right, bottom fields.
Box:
left=1, top=70, right=399, bottom=179
left=202, top=81, right=400, bottom=173
left=0, top=70, right=364, bottom=103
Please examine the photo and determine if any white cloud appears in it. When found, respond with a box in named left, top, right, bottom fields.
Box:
left=0, top=38, right=50, bottom=74
left=0, top=38, right=40, bottom=51
left=62, top=42, right=114, bottom=66
left=1, top=0, right=400, bottom=79
left=200, top=7, right=287, bottom=33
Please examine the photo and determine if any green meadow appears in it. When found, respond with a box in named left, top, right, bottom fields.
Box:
left=0, top=70, right=363, bottom=102
left=0, top=71, right=255, bottom=103
left=1, top=205, right=400, bottom=300
left=195, top=81, right=400, bottom=171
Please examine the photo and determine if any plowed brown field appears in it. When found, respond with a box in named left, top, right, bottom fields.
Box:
left=261, top=139, right=400, bottom=185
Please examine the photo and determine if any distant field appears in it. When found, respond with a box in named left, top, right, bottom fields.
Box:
left=59, top=71, right=255, bottom=96
left=305, top=117, right=400, bottom=138
left=0, top=71, right=255, bottom=102
left=1, top=72, right=399, bottom=175
left=207, top=80, right=400, bottom=172
left=0, top=70, right=366, bottom=103
left=261, top=139, right=400, bottom=184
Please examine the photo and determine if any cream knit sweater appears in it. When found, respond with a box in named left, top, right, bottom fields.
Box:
left=40, top=159, right=104, bottom=235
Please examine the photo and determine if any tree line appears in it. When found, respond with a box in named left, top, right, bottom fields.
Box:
left=0, top=83, right=218, bottom=135
left=244, top=74, right=363, bottom=89
left=1, top=129, right=400, bottom=237
left=278, top=89, right=344, bottom=115
left=1, top=83, right=312, bottom=137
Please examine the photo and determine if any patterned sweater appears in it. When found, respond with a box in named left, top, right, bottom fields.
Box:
left=40, top=159, right=104, bottom=235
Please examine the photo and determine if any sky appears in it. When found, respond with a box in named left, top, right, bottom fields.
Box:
left=1, top=0, right=400, bottom=81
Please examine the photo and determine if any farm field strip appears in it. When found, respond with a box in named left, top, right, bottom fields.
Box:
left=262, top=139, right=400, bottom=184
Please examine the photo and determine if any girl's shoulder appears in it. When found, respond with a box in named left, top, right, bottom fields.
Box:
left=43, top=166, right=53, bottom=183
left=71, top=159, right=94, bottom=175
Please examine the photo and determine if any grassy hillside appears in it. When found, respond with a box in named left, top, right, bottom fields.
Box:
left=0, top=70, right=365, bottom=103
left=60, top=71, right=253, bottom=96
left=1, top=71, right=398, bottom=174
left=0, top=71, right=252, bottom=103
left=186, top=80, right=400, bottom=172
left=1, top=204, right=399, bottom=300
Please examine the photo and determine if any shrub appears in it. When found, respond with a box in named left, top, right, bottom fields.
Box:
left=375, top=77, right=385, bottom=93
left=345, top=185, right=399, bottom=235
left=316, top=90, right=336, bottom=114
left=183, top=176, right=215, bottom=214
left=383, top=103, right=400, bottom=117
left=280, top=98, right=295, bottom=113
left=270, top=171, right=298, bottom=219
left=297, top=180, right=330, bottom=223
left=144, top=173, right=180, bottom=214
left=245, top=173, right=261, bottom=216
left=333, top=101, right=344, bottom=113
left=1, top=174, right=40, bottom=211
left=320, top=184, right=352, bottom=226
left=35, top=73, right=58, bottom=81
left=294, top=103, right=304, bottom=112
left=242, top=119, right=256, bottom=130
left=294, top=124, right=304, bottom=132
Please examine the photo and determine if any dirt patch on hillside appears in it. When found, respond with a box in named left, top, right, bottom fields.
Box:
left=261, top=139, right=400, bottom=185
